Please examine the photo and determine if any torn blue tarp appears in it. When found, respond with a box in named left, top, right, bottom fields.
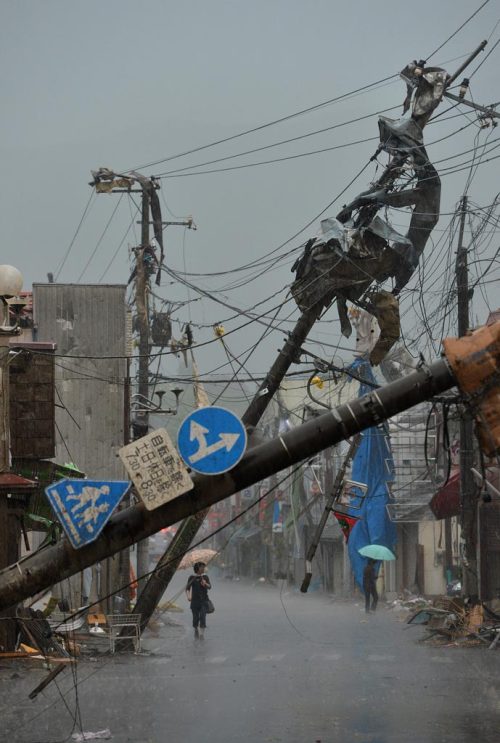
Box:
left=346, top=358, right=397, bottom=589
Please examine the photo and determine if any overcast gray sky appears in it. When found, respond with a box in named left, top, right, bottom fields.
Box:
left=2, top=0, right=499, bottom=380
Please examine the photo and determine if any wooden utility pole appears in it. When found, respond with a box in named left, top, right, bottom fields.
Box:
left=455, top=195, right=478, bottom=596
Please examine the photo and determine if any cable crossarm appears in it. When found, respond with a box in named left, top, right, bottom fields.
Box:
left=5, top=315, right=500, bottom=611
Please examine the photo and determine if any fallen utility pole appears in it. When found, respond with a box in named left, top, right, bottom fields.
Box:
left=3, top=340, right=488, bottom=612
left=455, top=195, right=477, bottom=595
left=132, top=301, right=325, bottom=632
left=300, top=435, right=361, bottom=593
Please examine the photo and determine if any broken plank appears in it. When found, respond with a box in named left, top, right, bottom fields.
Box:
left=29, top=663, right=66, bottom=700
left=0, top=651, right=32, bottom=659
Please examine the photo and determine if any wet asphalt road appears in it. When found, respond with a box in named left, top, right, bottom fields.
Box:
left=1, top=574, right=499, bottom=743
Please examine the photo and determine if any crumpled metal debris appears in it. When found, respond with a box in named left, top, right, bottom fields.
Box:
left=389, top=594, right=431, bottom=613
left=400, top=62, right=448, bottom=125
left=72, top=730, right=112, bottom=741
left=291, top=59, right=446, bottom=365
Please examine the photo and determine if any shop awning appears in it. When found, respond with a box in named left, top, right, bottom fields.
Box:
left=429, top=472, right=460, bottom=520
left=0, top=473, right=36, bottom=492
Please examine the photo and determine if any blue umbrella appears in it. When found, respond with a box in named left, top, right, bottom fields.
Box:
left=358, top=544, right=396, bottom=561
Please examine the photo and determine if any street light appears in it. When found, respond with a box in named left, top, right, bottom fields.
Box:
left=0, top=265, right=24, bottom=333
left=131, top=387, right=184, bottom=415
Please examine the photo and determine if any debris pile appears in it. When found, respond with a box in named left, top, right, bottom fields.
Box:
left=387, top=591, right=431, bottom=613
left=407, top=596, right=500, bottom=648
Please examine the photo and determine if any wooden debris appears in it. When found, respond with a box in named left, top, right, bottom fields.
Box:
left=29, top=663, right=66, bottom=699
left=0, top=651, right=32, bottom=659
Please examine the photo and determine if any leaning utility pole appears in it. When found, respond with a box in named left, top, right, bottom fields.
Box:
left=132, top=301, right=325, bottom=632
left=300, top=435, right=360, bottom=593
left=1, top=320, right=499, bottom=611
left=455, top=194, right=477, bottom=595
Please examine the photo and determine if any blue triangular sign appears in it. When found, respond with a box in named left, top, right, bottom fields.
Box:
left=44, top=479, right=131, bottom=549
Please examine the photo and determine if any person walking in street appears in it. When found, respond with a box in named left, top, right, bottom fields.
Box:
left=363, top=558, right=378, bottom=613
left=185, top=561, right=212, bottom=638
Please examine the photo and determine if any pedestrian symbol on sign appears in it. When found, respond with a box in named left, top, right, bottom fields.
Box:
left=67, top=484, right=111, bottom=531
left=45, top=479, right=130, bottom=550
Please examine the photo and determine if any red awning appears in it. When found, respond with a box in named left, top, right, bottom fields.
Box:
left=0, top=472, right=36, bottom=492
left=430, top=472, right=460, bottom=520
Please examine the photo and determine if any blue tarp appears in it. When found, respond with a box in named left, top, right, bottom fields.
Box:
left=346, top=359, right=397, bottom=589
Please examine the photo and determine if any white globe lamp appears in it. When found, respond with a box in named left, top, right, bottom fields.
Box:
left=0, top=265, right=23, bottom=331
left=0, top=265, right=23, bottom=298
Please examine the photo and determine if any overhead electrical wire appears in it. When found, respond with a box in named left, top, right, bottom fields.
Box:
left=49, top=25, right=500, bottom=386
left=151, top=143, right=500, bottom=366
left=97, top=199, right=141, bottom=282
left=154, top=103, right=401, bottom=178
left=54, top=190, right=95, bottom=281
left=468, top=35, right=500, bottom=78
left=76, top=193, right=123, bottom=282
left=425, top=0, right=491, bottom=61
left=162, top=117, right=478, bottom=294
left=156, top=112, right=477, bottom=181
left=124, top=73, right=399, bottom=173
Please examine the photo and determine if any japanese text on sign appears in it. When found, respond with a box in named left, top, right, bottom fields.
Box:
left=119, top=428, right=193, bottom=510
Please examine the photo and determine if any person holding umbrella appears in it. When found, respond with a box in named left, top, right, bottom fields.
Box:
left=185, top=561, right=212, bottom=638
left=363, top=558, right=378, bottom=614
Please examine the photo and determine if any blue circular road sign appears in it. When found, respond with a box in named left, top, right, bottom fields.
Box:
left=177, top=406, right=247, bottom=475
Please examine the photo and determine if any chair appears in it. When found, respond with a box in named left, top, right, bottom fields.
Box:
left=106, top=614, right=142, bottom=654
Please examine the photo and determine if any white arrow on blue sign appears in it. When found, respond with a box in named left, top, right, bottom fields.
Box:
left=177, top=406, right=247, bottom=475
left=45, top=479, right=130, bottom=549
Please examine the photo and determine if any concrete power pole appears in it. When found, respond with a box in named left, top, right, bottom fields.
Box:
left=455, top=195, right=478, bottom=595
left=91, top=170, right=193, bottom=599
left=134, top=189, right=150, bottom=593
left=134, top=187, right=153, bottom=595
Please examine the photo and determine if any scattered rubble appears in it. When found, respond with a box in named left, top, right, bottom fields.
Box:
left=72, top=730, right=112, bottom=741
left=403, top=595, right=500, bottom=649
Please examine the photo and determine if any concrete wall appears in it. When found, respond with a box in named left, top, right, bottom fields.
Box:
left=33, top=283, right=129, bottom=611
left=418, top=521, right=447, bottom=596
